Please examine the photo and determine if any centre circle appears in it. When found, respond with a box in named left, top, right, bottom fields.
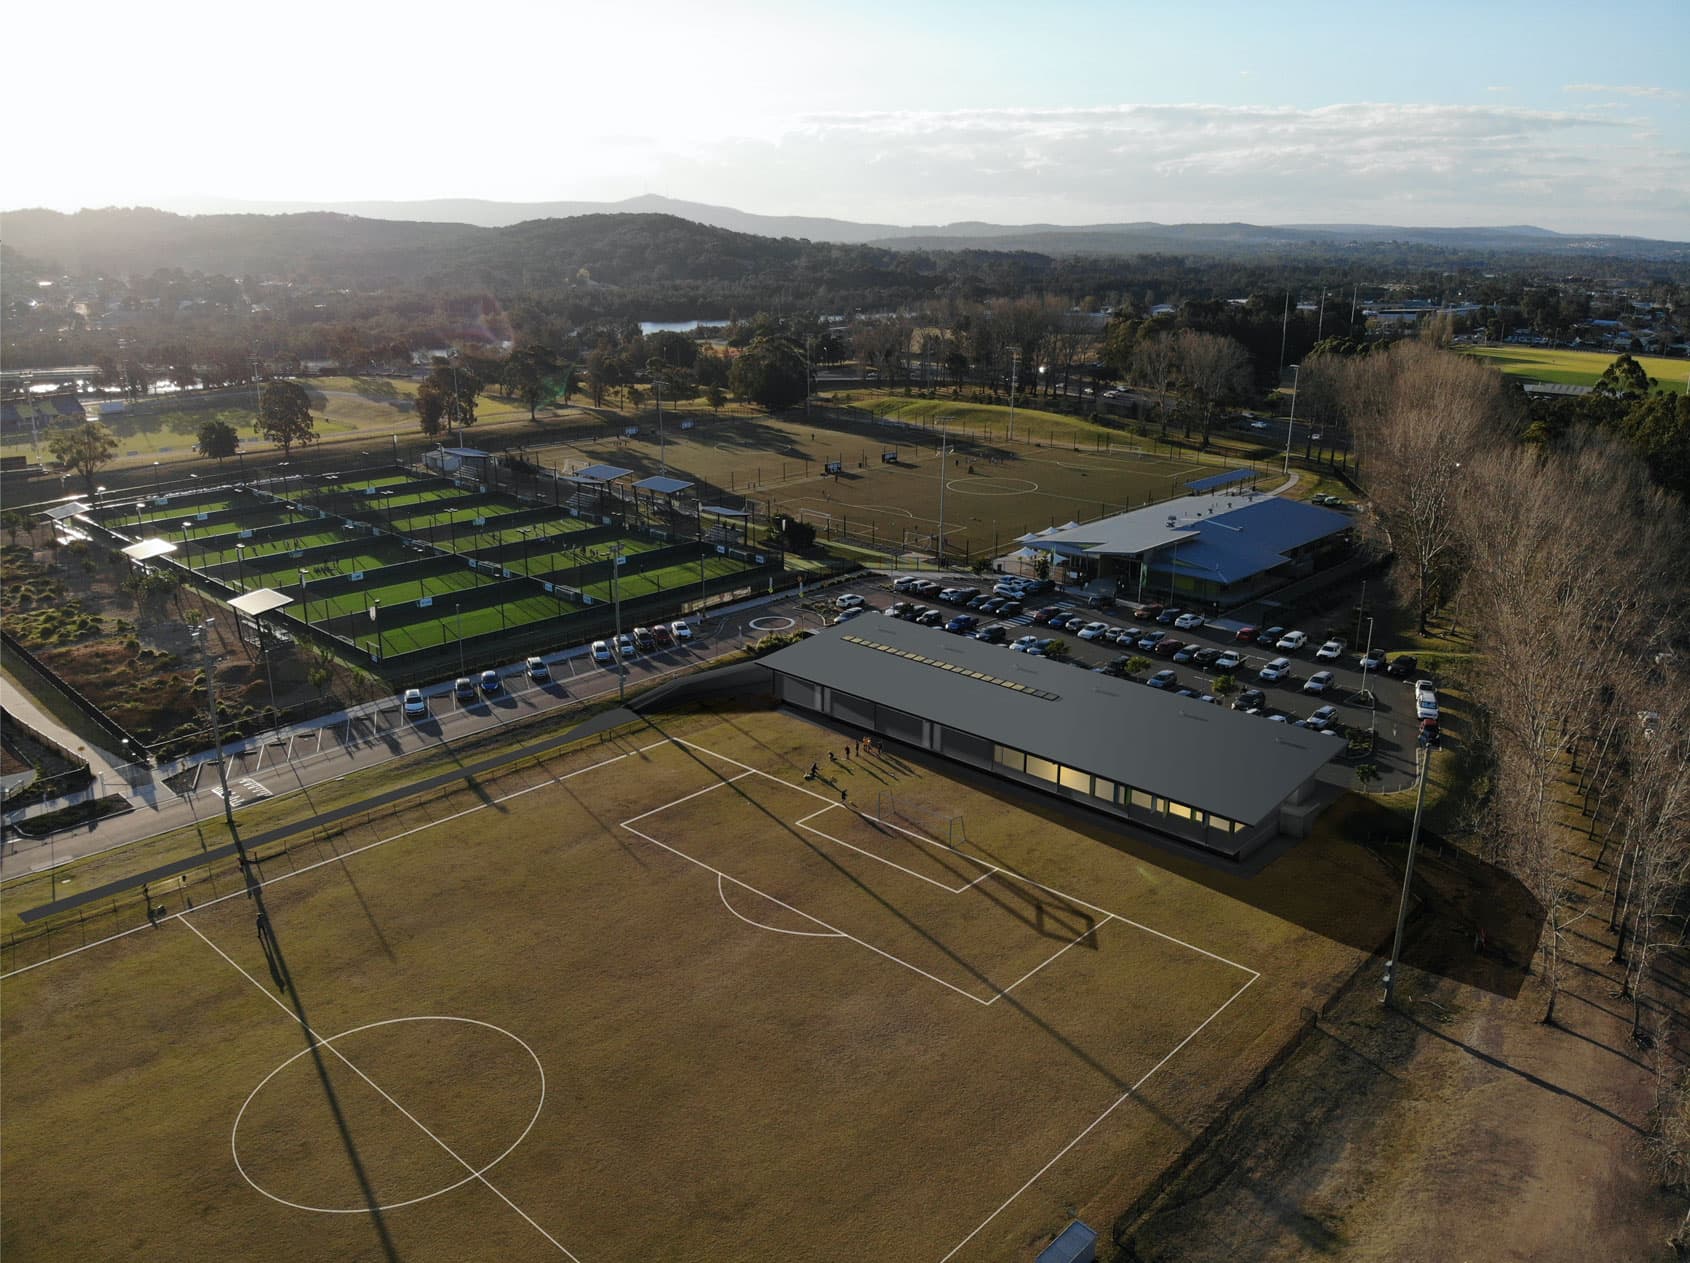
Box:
left=749, top=615, right=796, bottom=631
left=231, top=1016, right=545, bottom=1215
left=942, top=477, right=1040, bottom=497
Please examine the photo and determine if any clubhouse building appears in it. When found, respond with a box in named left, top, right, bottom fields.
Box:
left=1022, top=491, right=1354, bottom=611
left=761, top=618, right=1340, bottom=860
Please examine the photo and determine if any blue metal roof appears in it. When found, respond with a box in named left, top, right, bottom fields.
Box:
left=1185, top=466, right=1257, bottom=493
left=1163, top=496, right=1350, bottom=585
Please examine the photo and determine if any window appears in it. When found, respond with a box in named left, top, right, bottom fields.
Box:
left=1130, top=788, right=1154, bottom=811
left=1059, top=766, right=1090, bottom=793
left=1093, top=777, right=1118, bottom=803
left=1025, top=755, right=1059, bottom=783
left=993, top=744, right=1025, bottom=772
left=1208, top=814, right=1234, bottom=835
left=1165, top=801, right=1194, bottom=821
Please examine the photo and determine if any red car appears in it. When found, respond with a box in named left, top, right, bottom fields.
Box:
left=1132, top=603, right=1164, bottom=620
left=1234, top=625, right=1259, bottom=643
left=1031, top=606, right=1067, bottom=625
left=1153, top=639, right=1187, bottom=657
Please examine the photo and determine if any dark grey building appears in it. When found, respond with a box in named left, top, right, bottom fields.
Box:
left=762, top=618, right=1340, bottom=860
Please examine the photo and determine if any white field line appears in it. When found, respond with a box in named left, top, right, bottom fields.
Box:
left=177, top=917, right=579, bottom=1260
left=2, top=739, right=672, bottom=981
left=795, top=808, right=985, bottom=895
left=985, top=915, right=1116, bottom=1006
left=937, top=971, right=1261, bottom=1263
left=716, top=873, right=844, bottom=939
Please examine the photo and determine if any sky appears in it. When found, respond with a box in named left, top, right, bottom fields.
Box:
left=10, top=0, right=1689, bottom=237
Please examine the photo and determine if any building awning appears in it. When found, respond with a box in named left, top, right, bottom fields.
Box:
left=229, top=588, right=295, bottom=617
left=572, top=464, right=635, bottom=483
left=441, top=447, right=490, bottom=457
left=121, top=538, right=179, bottom=561
left=45, top=501, right=92, bottom=521
left=632, top=475, right=695, bottom=495
left=699, top=505, right=750, bottom=518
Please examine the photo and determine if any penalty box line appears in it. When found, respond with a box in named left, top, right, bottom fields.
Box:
left=175, top=916, right=580, bottom=1260
left=664, top=737, right=1262, bottom=983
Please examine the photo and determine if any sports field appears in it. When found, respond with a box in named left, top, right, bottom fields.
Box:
left=534, top=411, right=1257, bottom=560
left=1465, top=345, right=1689, bottom=391
left=0, top=706, right=1398, bottom=1261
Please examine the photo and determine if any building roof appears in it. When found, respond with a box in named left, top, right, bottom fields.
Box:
left=632, top=475, right=694, bottom=495
left=763, top=619, right=1338, bottom=824
left=1185, top=467, right=1257, bottom=493
left=228, top=588, right=295, bottom=617
left=572, top=463, right=634, bottom=483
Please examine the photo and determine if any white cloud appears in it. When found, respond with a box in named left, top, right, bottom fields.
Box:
left=641, top=103, right=1688, bottom=237
left=1563, top=83, right=1687, bottom=101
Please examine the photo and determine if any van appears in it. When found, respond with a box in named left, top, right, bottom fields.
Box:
left=1083, top=592, right=1116, bottom=609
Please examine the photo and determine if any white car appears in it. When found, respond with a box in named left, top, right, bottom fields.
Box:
left=1174, top=612, right=1205, bottom=630
left=616, top=632, right=637, bottom=656
left=1259, top=657, right=1292, bottom=682
left=1415, top=679, right=1440, bottom=720
left=591, top=640, right=614, bottom=664
left=669, top=620, right=693, bottom=641
left=1302, top=670, right=1335, bottom=694
left=1010, top=634, right=1042, bottom=653
left=1307, top=704, right=1340, bottom=730
left=892, top=575, right=919, bottom=592
left=1314, top=639, right=1345, bottom=661
left=1077, top=621, right=1110, bottom=641
left=835, top=593, right=865, bottom=611
left=402, top=687, right=426, bottom=717
left=1276, top=630, right=1309, bottom=652
left=1214, top=649, right=1245, bottom=671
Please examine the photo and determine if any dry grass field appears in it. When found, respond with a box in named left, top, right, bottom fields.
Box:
left=1, top=706, right=1401, bottom=1261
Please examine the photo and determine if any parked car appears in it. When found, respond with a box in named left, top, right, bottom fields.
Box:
left=1154, top=639, right=1186, bottom=658
left=670, top=620, right=693, bottom=642
left=1358, top=647, right=1387, bottom=672
left=1276, top=630, right=1309, bottom=651
left=526, top=656, right=551, bottom=680
left=616, top=631, right=637, bottom=656
left=1259, top=657, right=1292, bottom=682
left=480, top=669, right=502, bottom=695
left=1233, top=687, right=1266, bottom=711
left=1103, top=655, right=1132, bottom=677
left=1415, top=679, right=1440, bottom=719
left=1010, top=634, right=1042, bottom=652
left=1385, top=654, right=1420, bottom=679
left=1314, top=639, right=1345, bottom=661
left=1302, top=670, right=1335, bottom=694
left=402, top=687, right=427, bottom=717
left=1214, top=649, right=1245, bottom=671
left=1256, top=625, right=1287, bottom=646
left=1174, top=612, right=1205, bottom=630
left=1137, top=629, right=1167, bottom=650
left=1156, top=608, right=1183, bottom=625
left=1021, top=577, right=1055, bottom=595
left=966, top=593, right=994, bottom=609
left=834, top=593, right=865, bottom=611
left=892, top=575, right=920, bottom=592
left=992, top=581, right=1027, bottom=598
left=1307, top=704, right=1340, bottom=730
left=911, top=579, right=941, bottom=596
left=1132, top=603, right=1164, bottom=620
left=1032, top=606, right=1067, bottom=625
left=1108, top=626, right=1142, bottom=645
left=651, top=624, right=674, bottom=647
left=1146, top=669, right=1178, bottom=689
left=1078, top=621, right=1111, bottom=641
left=591, top=640, right=614, bottom=664
left=974, top=624, right=1008, bottom=644
left=1419, top=718, right=1442, bottom=748
left=944, top=614, right=978, bottom=634
left=633, top=626, right=656, bottom=650
left=887, top=601, right=913, bottom=619
left=1234, top=625, right=1260, bottom=643
left=454, top=677, right=478, bottom=701
left=980, top=597, right=1007, bottom=615
left=1083, top=592, right=1116, bottom=609
left=916, top=609, right=945, bottom=626
left=832, top=608, right=863, bottom=625
left=1172, top=643, right=1198, bottom=663
left=997, top=600, right=1023, bottom=617
left=1192, top=647, right=1222, bottom=667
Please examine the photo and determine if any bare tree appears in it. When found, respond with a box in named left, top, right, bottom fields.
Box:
left=1172, top=329, right=1252, bottom=447
left=1130, top=334, right=1178, bottom=436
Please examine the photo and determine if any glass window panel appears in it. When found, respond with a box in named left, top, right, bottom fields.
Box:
left=1059, top=766, right=1091, bottom=793
left=1130, top=788, right=1154, bottom=811
left=1025, top=755, right=1059, bottom=783
left=993, top=745, right=1025, bottom=772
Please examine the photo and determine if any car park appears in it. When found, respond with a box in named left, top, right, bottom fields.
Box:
left=591, top=640, right=614, bottom=664
left=1302, top=670, right=1335, bottom=694
left=1314, top=639, right=1345, bottom=661
left=1256, top=625, right=1287, bottom=646
left=1156, top=608, right=1183, bottom=625
left=670, top=620, right=693, bottom=641
left=1233, top=687, right=1266, bottom=710
left=1415, top=679, right=1439, bottom=719
left=403, top=687, right=427, bottom=717
left=1234, top=625, right=1259, bottom=643
left=1214, top=649, right=1244, bottom=671
left=1358, top=647, right=1386, bottom=672
left=454, top=677, right=478, bottom=701
left=1078, top=621, right=1111, bottom=641
left=1146, top=669, right=1178, bottom=689
left=1276, top=630, right=1309, bottom=651
left=526, top=656, right=550, bottom=681
left=1192, top=647, right=1222, bottom=667
left=1132, top=603, right=1164, bottom=620
left=892, top=575, right=919, bottom=592
left=1174, top=612, right=1205, bottom=630
left=1385, top=654, right=1420, bottom=679
left=480, top=669, right=502, bottom=695
left=1259, top=657, right=1292, bottom=681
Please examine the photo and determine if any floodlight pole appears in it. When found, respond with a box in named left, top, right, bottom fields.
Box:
left=1283, top=363, right=1301, bottom=476
left=1361, top=615, right=1376, bottom=734
left=612, top=543, right=625, bottom=703
left=193, top=622, right=240, bottom=837
left=936, top=441, right=950, bottom=566
left=299, top=568, right=311, bottom=630
left=1383, top=743, right=1431, bottom=1007
left=1007, top=348, right=1018, bottom=442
